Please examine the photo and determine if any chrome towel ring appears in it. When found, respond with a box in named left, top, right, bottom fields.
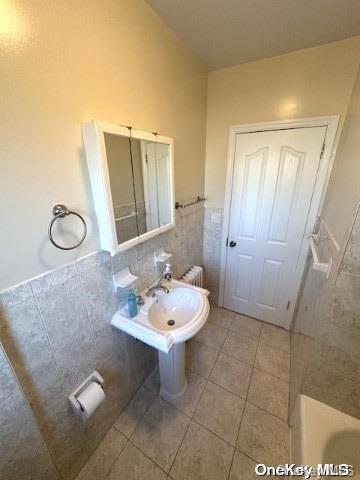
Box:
left=48, top=204, right=87, bottom=250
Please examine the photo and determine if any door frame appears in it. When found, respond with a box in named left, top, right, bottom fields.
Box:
left=218, top=116, right=339, bottom=329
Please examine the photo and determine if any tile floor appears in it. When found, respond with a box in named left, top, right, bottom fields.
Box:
left=76, top=306, right=291, bottom=480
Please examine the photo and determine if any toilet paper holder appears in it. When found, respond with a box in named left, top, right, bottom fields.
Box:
left=68, top=370, right=104, bottom=416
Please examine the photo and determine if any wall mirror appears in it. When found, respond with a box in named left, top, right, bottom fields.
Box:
left=83, top=121, right=175, bottom=253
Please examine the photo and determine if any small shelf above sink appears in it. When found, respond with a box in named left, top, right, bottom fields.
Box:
left=113, top=266, right=138, bottom=289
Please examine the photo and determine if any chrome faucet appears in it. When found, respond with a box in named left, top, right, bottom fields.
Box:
left=146, top=277, right=170, bottom=297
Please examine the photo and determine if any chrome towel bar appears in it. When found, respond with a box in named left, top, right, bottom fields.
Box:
left=114, top=211, right=137, bottom=222
left=175, top=196, right=206, bottom=210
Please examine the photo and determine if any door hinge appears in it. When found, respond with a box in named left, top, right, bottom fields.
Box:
left=286, top=301, right=291, bottom=310
left=320, top=142, right=325, bottom=159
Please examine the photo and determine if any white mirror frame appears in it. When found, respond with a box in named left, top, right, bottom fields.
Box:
left=82, top=120, right=175, bottom=254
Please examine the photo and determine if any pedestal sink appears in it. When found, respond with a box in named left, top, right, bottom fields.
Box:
left=111, top=279, right=210, bottom=401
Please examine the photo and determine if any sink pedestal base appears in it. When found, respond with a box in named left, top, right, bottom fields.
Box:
left=158, top=343, right=188, bottom=401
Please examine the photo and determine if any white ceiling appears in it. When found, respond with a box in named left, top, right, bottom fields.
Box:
left=147, top=0, right=360, bottom=70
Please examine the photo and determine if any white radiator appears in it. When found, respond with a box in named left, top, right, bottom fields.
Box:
left=180, top=266, right=203, bottom=287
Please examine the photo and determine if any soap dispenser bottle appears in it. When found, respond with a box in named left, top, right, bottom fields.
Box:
left=164, top=263, right=172, bottom=281
left=127, top=290, right=138, bottom=318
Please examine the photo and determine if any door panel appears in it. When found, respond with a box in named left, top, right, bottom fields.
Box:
left=234, top=254, right=254, bottom=301
left=239, top=148, right=267, bottom=239
left=258, top=258, right=282, bottom=308
left=224, top=127, right=327, bottom=326
left=268, top=146, right=303, bottom=243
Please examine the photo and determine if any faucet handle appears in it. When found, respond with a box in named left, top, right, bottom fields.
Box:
left=146, top=288, right=154, bottom=298
left=164, top=263, right=172, bottom=281
left=137, top=295, right=145, bottom=306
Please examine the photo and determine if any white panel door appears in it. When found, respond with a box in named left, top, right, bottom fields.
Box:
left=223, top=127, right=327, bottom=326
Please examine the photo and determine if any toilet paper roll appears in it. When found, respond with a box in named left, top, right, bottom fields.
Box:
left=77, top=382, right=105, bottom=419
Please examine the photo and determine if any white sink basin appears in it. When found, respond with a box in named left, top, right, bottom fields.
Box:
left=148, top=287, right=202, bottom=331
left=111, top=279, right=210, bottom=353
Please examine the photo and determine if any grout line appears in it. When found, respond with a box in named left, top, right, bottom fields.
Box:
left=251, top=360, right=290, bottom=384
left=113, top=384, right=157, bottom=438
left=231, top=445, right=263, bottom=466
left=204, top=328, right=226, bottom=381
left=107, top=379, right=163, bottom=477
left=188, top=414, right=286, bottom=471
left=147, top=392, right=189, bottom=420
left=127, top=437, right=170, bottom=476
left=190, top=417, right=238, bottom=449
left=166, top=415, right=193, bottom=476
left=190, top=337, right=220, bottom=352
left=202, top=377, right=247, bottom=404
left=76, top=269, right=101, bottom=358
left=228, top=328, right=262, bottom=341
left=149, top=380, right=200, bottom=422
left=190, top=368, right=289, bottom=424
left=119, top=371, right=199, bottom=476
left=201, top=314, right=288, bottom=356
left=259, top=339, right=291, bottom=354
left=190, top=315, right=238, bottom=477
left=204, top=312, right=291, bottom=384
left=219, top=347, right=258, bottom=369
left=189, top=321, right=290, bottom=422
left=244, top=399, right=289, bottom=424
left=226, top=320, right=262, bottom=479
left=102, top=436, right=129, bottom=479
left=30, top=283, right=71, bottom=389
left=163, top=375, right=207, bottom=420
left=116, top=372, right=181, bottom=476
left=133, top=366, right=205, bottom=472
left=141, top=365, right=161, bottom=395
left=165, top=327, right=229, bottom=477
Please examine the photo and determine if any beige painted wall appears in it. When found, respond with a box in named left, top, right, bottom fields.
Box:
left=205, top=37, right=360, bottom=207
left=0, top=0, right=207, bottom=290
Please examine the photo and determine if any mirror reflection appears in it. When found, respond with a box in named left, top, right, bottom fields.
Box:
left=104, top=133, right=140, bottom=244
left=104, top=133, right=172, bottom=247
left=134, top=139, right=172, bottom=230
